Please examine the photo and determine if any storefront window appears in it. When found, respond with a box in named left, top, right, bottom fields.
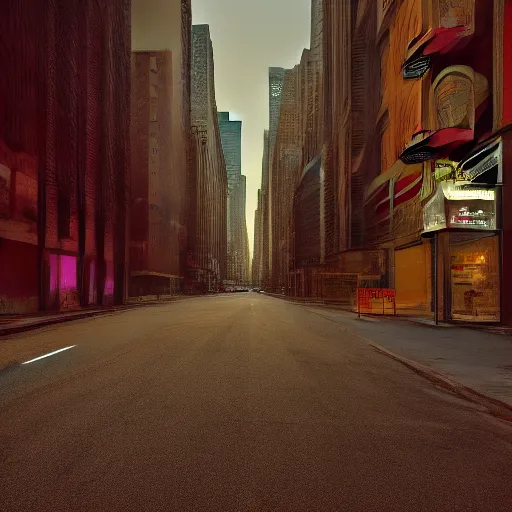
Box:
left=424, top=182, right=498, bottom=233
left=443, top=182, right=497, bottom=230
left=447, top=201, right=496, bottom=229
left=424, top=186, right=446, bottom=232
left=450, top=234, right=500, bottom=322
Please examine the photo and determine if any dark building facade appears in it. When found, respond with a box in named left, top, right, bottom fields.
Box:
left=255, top=130, right=270, bottom=289
left=0, top=0, right=130, bottom=313
left=130, top=0, right=192, bottom=297
left=189, top=24, right=228, bottom=292
left=252, top=189, right=262, bottom=286
left=130, top=51, right=187, bottom=297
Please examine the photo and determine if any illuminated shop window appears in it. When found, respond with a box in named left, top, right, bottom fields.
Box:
left=448, top=202, right=496, bottom=229
left=423, top=183, right=498, bottom=233
left=450, top=234, right=500, bottom=322
left=444, top=183, right=497, bottom=232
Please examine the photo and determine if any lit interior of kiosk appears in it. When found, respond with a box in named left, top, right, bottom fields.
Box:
left=424, top=138, right=502, bottom=323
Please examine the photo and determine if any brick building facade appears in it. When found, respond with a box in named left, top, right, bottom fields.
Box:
left=0, top=0, right=130, bottom=313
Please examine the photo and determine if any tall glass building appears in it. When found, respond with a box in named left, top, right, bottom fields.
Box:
left=218, top=112, right=250, bottom=285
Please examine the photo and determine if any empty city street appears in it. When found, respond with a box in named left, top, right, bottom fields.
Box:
left=1, top=294, right=512, bottom=512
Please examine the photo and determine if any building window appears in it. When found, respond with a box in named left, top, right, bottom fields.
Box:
left=58, top=189, right=71, bottom=239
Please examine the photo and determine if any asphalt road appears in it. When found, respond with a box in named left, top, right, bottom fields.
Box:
left=1, top=294, right=512, bottom=511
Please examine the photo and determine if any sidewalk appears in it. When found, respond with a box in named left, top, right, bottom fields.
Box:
left=302, top=305, right=512, bottom=416
left=0, top=295, right=188, bottom=337
left=267, top=293, right=512, bottom=335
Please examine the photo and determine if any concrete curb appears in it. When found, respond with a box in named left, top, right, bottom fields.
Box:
left=301, top=304, right=512, bottom=422
left=270, top=294, right=512, bottom=336
left=0, top=296, right=191, bottom=338
left=370, top=342, right=512, bottom=423
left=0, top=307, right=153, bottom=337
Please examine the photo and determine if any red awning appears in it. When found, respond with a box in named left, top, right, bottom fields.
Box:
left=429, top=127, right=474, bottom=149
left=403, top=26, right=470, bottom=79
left=400, top=128, right=474, bottom=164
left=406, top=26, right=468, bottom=62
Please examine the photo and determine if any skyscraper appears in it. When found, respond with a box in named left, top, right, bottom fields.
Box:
left=189, top=24, right=228, bottom=292
left=264, top=69, right=286, bottom=290
left=218, top=112, right=250, bottom=285
left=218, top=112, right=242, bottom=193
left=130, top=0, right=192, bottom=297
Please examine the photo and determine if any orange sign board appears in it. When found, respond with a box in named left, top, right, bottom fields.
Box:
left=357, top=288, right=396, bottom=316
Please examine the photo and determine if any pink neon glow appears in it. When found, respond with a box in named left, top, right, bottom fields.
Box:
left=60, top=255, right=77, bottom=292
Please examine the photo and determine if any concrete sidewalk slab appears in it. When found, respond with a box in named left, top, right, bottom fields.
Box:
left=0, top=296, right=189, bottom=337
left=302, top=305, right=512, bottom=415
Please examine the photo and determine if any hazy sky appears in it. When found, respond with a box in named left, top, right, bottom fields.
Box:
left=192, top=0, right=311, bottom=256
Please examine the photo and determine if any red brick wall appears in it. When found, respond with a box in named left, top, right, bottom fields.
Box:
left=0, top=238, right=38, bottom=313
left=0, top=0, right=131, bottom=310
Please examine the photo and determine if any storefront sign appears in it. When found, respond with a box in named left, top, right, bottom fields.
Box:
left=449, top=210, right=493, bottom=228
left=357, top=288, right=396, bottom=316
left=442, top=184, right=495, bottom=201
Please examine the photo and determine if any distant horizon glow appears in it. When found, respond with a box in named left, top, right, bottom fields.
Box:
left=192, top=0, right=311, bottom=258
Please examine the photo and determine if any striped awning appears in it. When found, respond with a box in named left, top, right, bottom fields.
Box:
left=364, top=161, right=424, bottom=223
